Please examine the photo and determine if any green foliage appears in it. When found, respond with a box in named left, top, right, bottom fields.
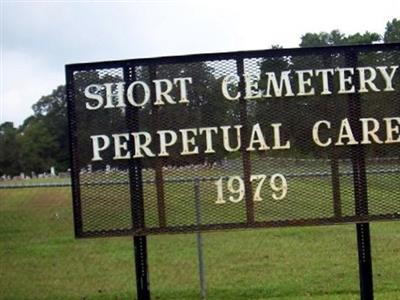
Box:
left=0, top=86, right=68, bottom=176
left=0, top=122, right=21, bottom=175
left=300, top=30, right=381, bottom=47
left=18, top=117, right=58, bottom=173
left=384, top=18, right=400, bottom=43
left=31, top=85, right=69, bottom=171
left=300, top=30, right=346, bottom=47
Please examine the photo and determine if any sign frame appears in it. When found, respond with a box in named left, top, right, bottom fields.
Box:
left=66, top=43, right=400, bottom=300
left=66, top=43, right=400, bottom=238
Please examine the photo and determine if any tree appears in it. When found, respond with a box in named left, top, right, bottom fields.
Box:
left=18, top=117, right=58, bottom=173
left=0, top=122, right=21, bottom=176
left=0, top=86, right=69, bottom=176
left=30, top=85, right=69, bottom=171
left=300, top=30, right=381, bottom=47
left=384, top=18, right=400, bottom=43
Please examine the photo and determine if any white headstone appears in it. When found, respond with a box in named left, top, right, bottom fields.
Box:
left=50, top=166, right=56, bottom=177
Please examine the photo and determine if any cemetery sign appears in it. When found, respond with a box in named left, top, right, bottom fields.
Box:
left=66, top=43, right=400, bottom=238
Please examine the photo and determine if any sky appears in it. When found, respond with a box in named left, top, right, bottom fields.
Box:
left=1, top=0, right=399, bottom=126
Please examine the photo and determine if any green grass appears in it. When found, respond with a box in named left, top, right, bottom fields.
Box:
left=1, top=184, right=400, bottom=300
left=0, top=177, right=71, bottom=185
left=75, top=171, right=400, bottom=232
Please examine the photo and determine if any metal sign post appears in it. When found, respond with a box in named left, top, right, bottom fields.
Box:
left=133, top=236, right=150, bottom=300
left=356, top=223, right=373, bottom=300
left=345, top=51, right=374, bottom=300
left=124, top=65, right=150, bottom=300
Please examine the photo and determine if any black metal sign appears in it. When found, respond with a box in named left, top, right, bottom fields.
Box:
left=66, top=43, right=400, bottom=238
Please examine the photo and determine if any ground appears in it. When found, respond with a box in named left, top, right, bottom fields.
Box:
left=1, top=183, right=400, bottom=299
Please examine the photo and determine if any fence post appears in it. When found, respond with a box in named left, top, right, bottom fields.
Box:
left=194, top=178, right=206, bottom=300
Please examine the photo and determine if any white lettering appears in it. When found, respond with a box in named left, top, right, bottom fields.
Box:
left=199, top=127, right=219, bottom=153
left=315, top=69, right=334, bottom=95
left=337, top=68, right=355, bottom=94
left=153, top=79, right=176, bottom=105
left=158, top=130, right=178, bottom=157
left=180, top=128, right=199, bottom=155
left=271, top=123, right=291, bottom=149
left=132, top=132, right=155, bottom=158
left=91, top=135, right=110, bottom=161
left=247, top=123, right=270, bottom=151
left=357, top=67, right=380, bottom=93
left=173, top=77, right=193, bottom=104
left=383, top=117, right=400, bottom=143
left=126, top=81, right=150, bottom=107
left=244, top=73, right=262, bottom=99
left=312, top=120, right=332, bottom=147
left=221, top=125, right=242, bottom=152
left=221, top=74, right=240, bottom=100
left=84, top=84, right=104, bottom=110
left=360, top=118, right=383, bottom=144
left=296, top=70, right=315, bottom=96
left=264, top=71, right=294, bottom=97
left=335, top=118, right=358, bottom=146
left=377, top=66, right=398, bottom=92
left=112, top=133, right=130, bottom=159
left=104, top=82, right=126, bottom=108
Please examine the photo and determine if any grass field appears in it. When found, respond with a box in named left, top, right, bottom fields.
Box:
left=1, top=180, right=400, bottom=300
left=1, top=159, right=400, bottom=299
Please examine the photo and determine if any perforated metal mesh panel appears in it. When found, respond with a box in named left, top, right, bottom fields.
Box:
left=66, top=44, right=400, bottom=238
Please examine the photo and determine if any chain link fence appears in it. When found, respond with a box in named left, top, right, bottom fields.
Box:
left=1, top=159, right=400, bottom=299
